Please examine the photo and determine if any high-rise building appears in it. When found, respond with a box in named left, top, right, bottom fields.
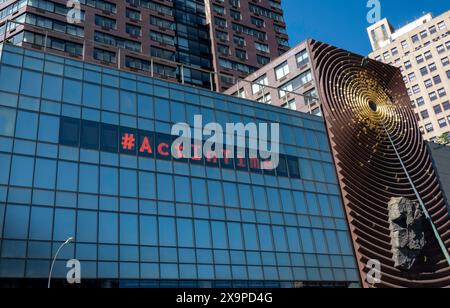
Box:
left=223, top=40, right=321, bottom=116
left=0, top=0, right=289, bottom=92
left=367, top=11, right=450, bottom=142
left=206, top=0, right=290, bottom=91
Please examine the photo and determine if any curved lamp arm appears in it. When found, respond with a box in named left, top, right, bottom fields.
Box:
left=47, top=237, right=75, bottom=289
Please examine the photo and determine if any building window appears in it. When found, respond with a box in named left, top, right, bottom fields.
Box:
left=93, top=48, right=116, bottom=63
left=252, top=75, right=268, bottom=94
left=235, top=49, right=247, bottom=60
left=217, top=44, right=229, bottom=55
left=257, top=55, right=270, bottom=66
left=433, top=75, right=442, bottom=85
left=411, top=34, right=419, bottom=43
left=60, top=117, right=80, bottom=146
left=420, top=30, right=428, bottom=39
left=420, top=66, right=428, bottom=76
left=438, top=118, right=447, bottom=128
left=296, top=49, right=309, bottom=67
left=447, top=70, right=450, bottom=79
left=437, top=21, right=446, bottom=30
left=429, top=62, right=437, bottom=72
left=437, top=45, right=445, bottom=54
left=416, top=97, right=425, bottom=106
left=416, top=55, right=424, bottom=64
left=424, top=79, right=433, bottom=88
left=275, top=61, right=289, bottom=80
left=404, top=60, right=412, bottom=70
left=408, top=72, right=416, bottom=82
left=233, top=36, right=245, bottom=46
left=424, top=51, right=432, bottom=60
left=126, top=8, right=141, bottom=21
left=391, top=47, right=398, bottom=55
left=425, top=123, right=434, bottom=133
left=420, top=110, right=429, bottom=119
left=429, top=25, right=437, bottom=34
left=433, top=105, right=443, bottom=114
left=412, top=85, right=420, bottom=94
left=401, top=40, right=408, bottom=49
left=429, top=92, right=437, bottom=101
left=442, top=57, right=449, bottom=66
left=438, top=88, right=447, bottom=97
left=383, top=51, right=390, bottom=61
left=443, top=101, right=450, bottom=111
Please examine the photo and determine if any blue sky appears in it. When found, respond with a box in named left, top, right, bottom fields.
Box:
left=282, top=0, right=449, bottom=55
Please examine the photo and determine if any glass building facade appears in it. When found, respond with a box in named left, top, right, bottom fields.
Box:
left=0, top=44, right=359, bottom=288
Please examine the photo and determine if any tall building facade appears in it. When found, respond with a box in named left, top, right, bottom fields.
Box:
left=224, top=41, right=321, bottom=116
left=0, top=0, right=289, bottom=92
left=367, top=11, right=450, bottom=142
left=0, top=43, right=359, bottom=288
left=206, top=0, right=289, bottom=91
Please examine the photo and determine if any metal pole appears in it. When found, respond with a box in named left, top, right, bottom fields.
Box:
left=150, top=58, right=154, bottom=78
left=48, top=237, right=74, bottom=289
left=44, top=30, right=48, bottom=52
left=180, top=64, right=185, bottom=85
left=210, top=72, right=214, bottom=92
left=383, top=123, right=450, bottom=267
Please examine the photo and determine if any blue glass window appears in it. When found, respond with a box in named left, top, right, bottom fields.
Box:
left=157, top=174, right=173, bottom=201
left=79, top=164, right=98, bottom=194
left=238, top=184, right=253, bottom=209
left=100, top=167, right=118, bottom=195
left=174, top=176, right=190, bottom=202
left=120, top=169, right=137, bottom=197
left=4, top=205, right=30, bottom=239
left=53, top=209, right=76, bottom=241
left=102, top=87, right=119, bottom=112
left=81, top=120, right=99, bottom=149
left=120, top=214, right=138, bottom=245
left=83, top=83, right=101, bottom=108
left=223, top=183, right=239, bottom=207
left=211, top=221, right=228, bottom=249
left=177, top=218, right=194, bottom=247
left=312, top=229, right=328, bottom=254
left=0, top=154, right=11, bottom=185
left=0, top=66, right=21, bottom=93
left=191, top=178, right=207, bottom=204
left=159, top=217, right=176, bottom=247
left=138, top=171, right=155, bottom=199
left=34, top=158, right=56, bottom=189
left=137, top=95, right=153, bottom=118
left=99, top=212, right=118, bottom=244
left=15, top=111, right=38, bottom=140
left=155, top=98, right=170, bottom=122
left=243, top=224, right=259, bottom=250
left=252, top=186, right=267, bottom=210
left=227, top=223, right=244, bottom=250
left=10, top=155, right=34, bottom=187
left=299, top=228, right=315, bottom=253
left=207, top=180, right=223, bottom=206
left=57, top=161, right=78, bottom=191
left=140, top=215, right=158, bottom=246
left=194, top=220, right=211, bottom=248
left=38, top=114, right=59, bottom=143
left=0, top=107, right=16, bottom=136
left=20, top=70, right=42, bottom=97
left=77, top=211, right=98, bottom=243
left=63, top=79, right=82, bottom=104
left=306, top=193, right=320, bottom=215
left=29, top=207, right=53, bottom=240
left=42, top=74, right=62, bottom=101
left=120, top=90, right=137, bottom=115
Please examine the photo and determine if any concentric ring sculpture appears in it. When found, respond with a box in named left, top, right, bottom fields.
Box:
left=308, top=40, right=450, bottom=288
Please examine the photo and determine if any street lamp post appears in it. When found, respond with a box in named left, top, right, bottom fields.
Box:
left=48, top=237, right=75, bottom=289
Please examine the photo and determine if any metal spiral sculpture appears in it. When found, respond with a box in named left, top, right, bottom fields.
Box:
left=308, top=40, right=450, bottom=288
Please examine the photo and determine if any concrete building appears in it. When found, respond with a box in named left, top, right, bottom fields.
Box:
left=0, top=0, right=289, bottom=91
left=224, top=40, right=321, bottom=116
left=367, top=10, right=450, bottom=142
